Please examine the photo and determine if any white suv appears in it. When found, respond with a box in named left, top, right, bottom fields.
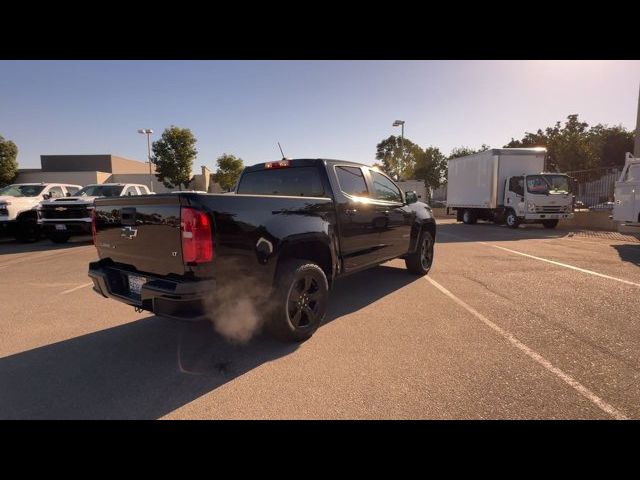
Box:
left=0, top=183, right=82, bottom=242
left=39, top=183, right=153, bottom=243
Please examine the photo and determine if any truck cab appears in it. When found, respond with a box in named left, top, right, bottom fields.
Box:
left=0, top=183, right=82, bottom=242
left=503, top=173, right=574, bottom=228
left=613, top=153, right=640, bottom=227
left=39, top=183, right=153, bottom=243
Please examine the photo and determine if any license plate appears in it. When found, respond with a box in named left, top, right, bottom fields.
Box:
left=128, top=274, right=147, bottom=295
left=55, top=224, right=66, bottom=231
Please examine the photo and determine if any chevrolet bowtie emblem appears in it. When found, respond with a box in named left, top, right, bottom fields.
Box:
left=54, top=207, right=67, bottom=211
left=121, top=226, right=138, bottom=239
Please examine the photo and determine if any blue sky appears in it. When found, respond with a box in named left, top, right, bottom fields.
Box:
left=1, top=60, right=639, bottom=172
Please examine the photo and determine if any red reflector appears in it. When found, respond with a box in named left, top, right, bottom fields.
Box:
left=91, top=208, right=97, bottom=246
left=265, top=160, right=290, bottom=169
left=181, top=207, right=213, bottom=264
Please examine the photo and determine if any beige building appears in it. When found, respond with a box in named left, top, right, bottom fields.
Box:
left=16, top=154, right=170, bottom=192
left=16, top=155, right=225, bottom=194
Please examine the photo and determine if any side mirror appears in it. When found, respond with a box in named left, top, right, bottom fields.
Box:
left=66, top=192, right=72, bottom=197
left=405, top=191, right=418, bottom=204
left=42, top=193, right=51, bottom=200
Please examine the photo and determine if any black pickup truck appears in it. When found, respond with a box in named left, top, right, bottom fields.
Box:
left=88, top=159, right=436, bottom=342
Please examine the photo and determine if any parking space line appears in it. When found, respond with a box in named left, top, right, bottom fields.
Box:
left=424, top=275, right=629, bottom=420
left=437, top=230, right=640, bottom=287
left=483, top=243, right=640, bottom=288
left=60, top=282, right=93, bottom=295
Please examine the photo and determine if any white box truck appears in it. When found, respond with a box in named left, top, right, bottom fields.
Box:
left=613, top=153, right=640, bottom=227
left=446, top=148, right=574, bottom=229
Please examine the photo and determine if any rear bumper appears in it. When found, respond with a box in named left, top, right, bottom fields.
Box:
left=88, top=260, right=215, bottom=321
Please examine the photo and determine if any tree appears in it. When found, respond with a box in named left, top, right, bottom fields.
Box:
left=214, top=154, right=244, bottom=191
left=448, top=144, right=490, bottom=160
left=0, top=135, right=18, bottom=187
left=588, top=124, right=634, bottom=169
left=152, top=126, right=197, bottom=190
left=414, top=146, right=447, bottom=190
left=375, top=135, right=422, bottom=180
left=504, top=114, right=616, bottom=173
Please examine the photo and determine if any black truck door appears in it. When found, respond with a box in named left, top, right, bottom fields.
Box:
left=367, top=170, right=414, bottom=259
left=332, top=165, right=386, bottom=272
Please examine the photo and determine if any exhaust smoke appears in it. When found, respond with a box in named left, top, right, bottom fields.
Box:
left=202, top=272, right=275, bottom=344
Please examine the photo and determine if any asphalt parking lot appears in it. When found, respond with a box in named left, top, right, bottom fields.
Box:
left=1, top=220, right=640, bottom=419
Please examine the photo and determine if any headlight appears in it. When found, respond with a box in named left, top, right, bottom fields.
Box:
left=527, top=202, right=536, bottom=212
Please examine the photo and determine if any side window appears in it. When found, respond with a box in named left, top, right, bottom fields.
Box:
left=65, top=186, right=80, bottom=196
left=124, top=186, right=138, bottom=196
left=509, top=176, right=524, bottom=196
left=48, top=186, right=64, bottom=199
left=371, top=171, right=402, bottom=202
left=335, top=166, right=368, bottom=197
left=138, top=186, right=149, bottom=194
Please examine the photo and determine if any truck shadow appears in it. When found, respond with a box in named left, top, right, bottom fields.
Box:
left=612, top=244, right=640, bottom=266
left=435, top=221, right=571, bottom=244
left=0, top=237, right=92, bottom=255
left=0, top=265, right=418, bottom=419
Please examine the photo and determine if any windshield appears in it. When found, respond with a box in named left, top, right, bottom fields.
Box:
left=526, top=175, right=570, bottom=195
left=0, top=185, right=46, bottom=197
left=75, top=185, right=124, bottom=197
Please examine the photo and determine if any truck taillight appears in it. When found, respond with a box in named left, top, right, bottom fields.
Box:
left=181, top=207, right=213, bottom=264
left=265, top=160, right=290, bottom=169
left=91, top=208, right=97, bottom=246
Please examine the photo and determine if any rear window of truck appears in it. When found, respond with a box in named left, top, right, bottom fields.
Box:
left=236, top=167, right=325, bottom=197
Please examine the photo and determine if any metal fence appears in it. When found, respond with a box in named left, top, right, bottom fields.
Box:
left=566, top=167, right=621, bottom=210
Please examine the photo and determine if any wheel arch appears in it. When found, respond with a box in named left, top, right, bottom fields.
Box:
left=275, top=235, right=336, bottom=288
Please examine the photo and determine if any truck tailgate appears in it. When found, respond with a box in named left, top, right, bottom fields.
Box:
left=94, top=195, right=186, bottom=276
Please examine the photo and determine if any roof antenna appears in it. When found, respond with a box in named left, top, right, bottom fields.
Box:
left=277, top=142, right=287, bottom=160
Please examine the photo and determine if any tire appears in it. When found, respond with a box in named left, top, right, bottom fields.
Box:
left=542, top=219, right=559, bottom=229
left=462, top=209, right=477, bottom=225
left=267, top=260, right=329, bottom=342
left=15, top=217, right=40, bottom=243
left=49, top=233, right=71, bottom=243
left=505, top=210, right=520, bottom=229
left=405, top=230, right=434, bottom=275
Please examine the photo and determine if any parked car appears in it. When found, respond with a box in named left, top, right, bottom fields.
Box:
left=88, top=158, right=437, bottom=342
left=39, top=183, right=153, bottom=243
left=0, top=183, right=82, bottom=242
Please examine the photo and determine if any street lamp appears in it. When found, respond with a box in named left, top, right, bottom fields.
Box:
left=392, top=120, right=405, bottom=179
left=137, top=128, right=154, bottom=192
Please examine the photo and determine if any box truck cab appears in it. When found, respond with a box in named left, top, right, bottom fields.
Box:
left=613, top=153, right=640, bottom=227
left=447, top=148, right=574, bottom=229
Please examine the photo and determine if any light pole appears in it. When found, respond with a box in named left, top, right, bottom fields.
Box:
left=634, top=83, right=640, bottom=157
left=392, top=120, right=405, bottom=179
left=137, top=128, right=154, bottom=192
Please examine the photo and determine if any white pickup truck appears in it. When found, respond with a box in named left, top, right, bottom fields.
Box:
left=39, top=183, right=153, bottom=243
left=0, top=183, right=82, bottom=242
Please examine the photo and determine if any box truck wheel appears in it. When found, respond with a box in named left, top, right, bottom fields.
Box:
left=505, top=210, right=520, bottom=229
left=542, top=220, right=559, bottom=229
left=462, top=209, right=477, bottom=225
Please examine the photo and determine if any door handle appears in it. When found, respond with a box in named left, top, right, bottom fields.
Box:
left=345, top=208, right=357, bottom=216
